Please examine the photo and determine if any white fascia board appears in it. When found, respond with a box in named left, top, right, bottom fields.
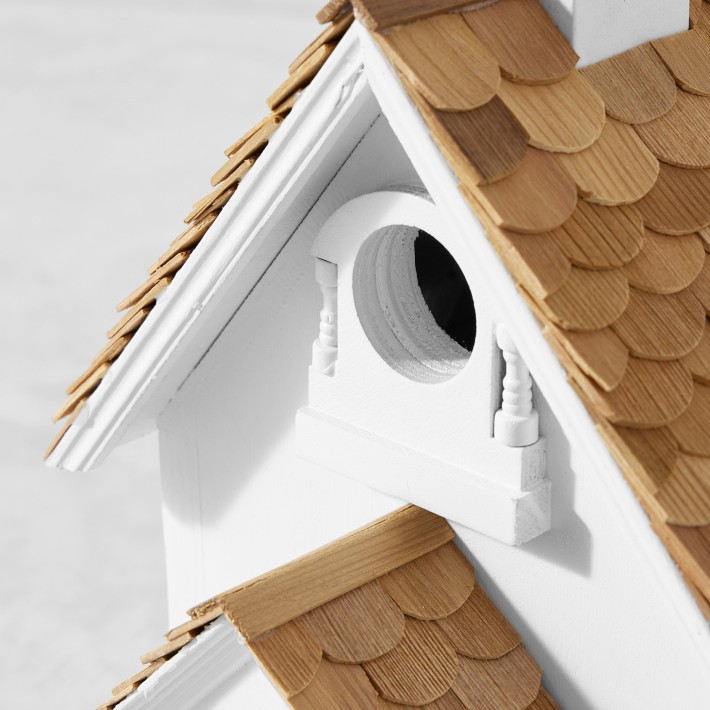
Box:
left=117, top=617, right=251, bottom=710
left=47, top=27, right=378, bottom=472
left=356, top=24, right=710, bottom=659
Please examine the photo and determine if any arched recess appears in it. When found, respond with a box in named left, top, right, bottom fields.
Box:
left=298, top=189, right=550, bottom=545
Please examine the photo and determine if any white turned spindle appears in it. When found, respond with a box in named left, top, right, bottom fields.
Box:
left=494, top=324, right=539, bottom=447
left=312, top=258, right=338, bottom=376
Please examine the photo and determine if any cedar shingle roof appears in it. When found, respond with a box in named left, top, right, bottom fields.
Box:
left=357, top=0, right=710, bottom=617
left=48, top=0, right=710, bottom=617
left=94, top=507, right=558, bottom=709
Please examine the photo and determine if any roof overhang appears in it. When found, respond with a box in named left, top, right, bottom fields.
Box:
left=47, top=28, right=380, bottom=472
left=115, top=617, right=251, bottom=710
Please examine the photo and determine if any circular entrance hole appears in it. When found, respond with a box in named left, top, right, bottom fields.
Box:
left=353, top=226, right=476, bottom=383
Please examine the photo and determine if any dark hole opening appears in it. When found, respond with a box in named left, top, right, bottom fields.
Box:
left=414, top=230, right=476, bottom=352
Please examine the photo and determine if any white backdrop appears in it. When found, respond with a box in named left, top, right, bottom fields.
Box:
left=0, top=1, right=322, bottom=707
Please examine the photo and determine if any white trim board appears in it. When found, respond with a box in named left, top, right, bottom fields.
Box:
left=47, top=28, right=378, bottom=473
left=356, top=23, right=710, bottom=662
left=116, top=617, right=252, bottom=710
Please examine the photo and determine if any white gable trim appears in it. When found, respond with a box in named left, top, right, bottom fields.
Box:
left=356, top=23, right=710, bottom=660
left=48, top=28, right=378, bottom=472
left=116, top=617, right=251, bottom=710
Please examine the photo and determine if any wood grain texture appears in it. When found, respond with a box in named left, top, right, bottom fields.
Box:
left=655, top=454, right=710, bottom=526
left=66, top=335, right=132, bottom=396
left=377, top=689, right=468, bottom=709
left=290, top=658, right=378, bottom=710
left=624, top=230, right=705, bottom=294
left=352, top=0, right=487, bottom=31
left=111, top=659, right=166, bottom=696
left=527, top=689, right=560, bottom=710
left=669, top=382, right=710, bottom=456
left=211, top=114, right=280, bottom=185
left=540, top=266, right=629, bottom=331
left=581, top=43, right=677, bottom=124
left=139, top=632, right=192, bottom=665
left=634, top=163, right=710, bottom=235
left=452, top=645, right=542, bottom=710
left=463, top=0, right=578, bottom=85
left=548, top=200, right=643, bottom=270
left=492, top=230, right=571, bottom=299
left=587, top=357, right=694, bottom=428
left=548, top=325, right=629, bottom=392
left=300, top=581, right=405, bottom=663
left=653, top=29, right=710, bottom=97
left=690, top=255, right=710, bottom=314
left=290, top=10, right=353, bottom=75
left=611, top=425, right=678, bottom=493
left=165, top=605, right=223, bottom=641
left=249, top=620, right=322, bottom=698
left=183, top=184, right=236, bottom=226
left=211, top=506, right=453, bottom=640
left=611, top=287, right=706, bottom=360
left=666, top=523, right=710, bottom=599
left=436, top=584, right=520, bottom=659
left=412, top=91, right=528, bottom=185
left=379, top=542, right=475, bottom=620
left=683, top=322, right=710, bottom=384
left=555, top=119, right=659, bottom=206
left=52, top=362, right=110, bottom=422
left=116, top=251, right=190, bottom=313
left=635, top=89, right=710, bottom=168
left=107, top=306, right=151, bottom=342
left=223, top=102, right=293, bottom=158
left=363, top=619, right=459, bottom=706
left=498, top=73, right=604, bottom=153
left=44, top=398, right=86, bottom=458
left=475, top=148, right=577, bottom=233
left=267, top=42, right=336, bottom=111
left=150, top=212, right=217, bottom=274
left=700, top=226, right=710, bottom=252
left=187, top=159, right=255, bottom=224
left=107, top=277, right=171, bottom=340
left=380, top=14, right=500, bottom=111
left=316, top=0, right=350, bottom=25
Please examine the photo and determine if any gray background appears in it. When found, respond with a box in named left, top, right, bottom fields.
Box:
left=1, top=1, right=322, bottom=707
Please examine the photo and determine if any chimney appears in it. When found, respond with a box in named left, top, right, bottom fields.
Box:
left=540, top=0, right=690, bottom=67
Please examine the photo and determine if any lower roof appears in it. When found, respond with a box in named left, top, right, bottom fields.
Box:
left=95, top=506, right=558, bottom=710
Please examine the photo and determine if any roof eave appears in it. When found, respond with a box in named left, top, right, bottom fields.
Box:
left=115, top=616, right=249, bottom=710
left=46, top=27, right=376, bottom=472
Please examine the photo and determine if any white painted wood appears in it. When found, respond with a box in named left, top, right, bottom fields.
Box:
left=116, top=617, right=253, bottom=710
left=158, top=83, right=710, bottom=705
left=358, top=24, right=710, bottom=706
left=311, top=258, right=338, bottom=376
left=198, top=661, right=287, bottom=710
left=494, top=324, right=539, bottom=448
left=297, top=408, right=550, bottom=544
left=46, top=27, right=375, bottom=472
left=541, top=0, right=690, bottom=67
left=302, top=189, right=550, bottom=542
left=158, top=114, right=417, bottom=624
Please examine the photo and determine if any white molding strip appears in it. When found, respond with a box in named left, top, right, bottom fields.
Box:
left=297, top=408, right=550, bottom=545
left=117, top=617, right=250, bottom=710
left=357, top=23, right=710, bottom=662
left=48, top=28, right=378, bottom=472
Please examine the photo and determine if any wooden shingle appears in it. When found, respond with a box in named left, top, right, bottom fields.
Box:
left=379, top=14, right=500, bottom=111
left=581, top=43, right=676, bottom=124
left=463, top=0, right=578, bottom=85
